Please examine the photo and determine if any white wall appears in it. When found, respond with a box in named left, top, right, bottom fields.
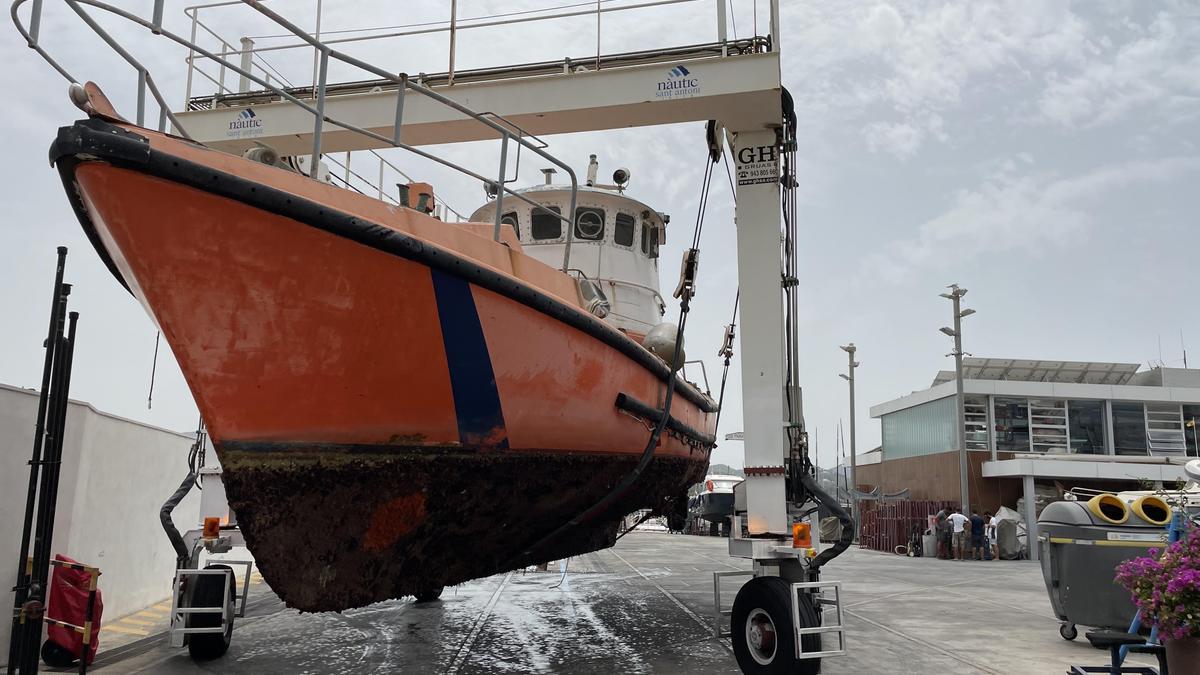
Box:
left=0, top=383, right=199, bottom=665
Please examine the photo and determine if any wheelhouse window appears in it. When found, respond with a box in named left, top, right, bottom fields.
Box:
left=531, top=205, right=562, bottom=240
left=641, top=222, right=660, bottom=258
left=574, top=207, right=606, bottom=241
left=500, top=211, right=519, bottom=239
left=614, top=213, right=636, bottom=247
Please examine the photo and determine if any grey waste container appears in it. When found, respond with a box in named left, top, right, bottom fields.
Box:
left=1038, top=494, right=1171, bottom=641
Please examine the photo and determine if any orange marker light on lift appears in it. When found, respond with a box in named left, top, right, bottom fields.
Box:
left=202, top=517, right=220, bottom=539
left=792, top=522, right=811, bottom=549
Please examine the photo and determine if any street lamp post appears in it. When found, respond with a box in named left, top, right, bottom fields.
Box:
left=839, top=343, right=859, bottom=511
left=940, top=285, right=975, bottom=512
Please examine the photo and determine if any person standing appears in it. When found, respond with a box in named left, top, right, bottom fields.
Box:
left=948, top=507, right=970, bottom=560
left=987, top=511, right=1000, bottom=560
left=969, top=510, right=986, bottom=560
left=934, top=507, right=951, bottom=559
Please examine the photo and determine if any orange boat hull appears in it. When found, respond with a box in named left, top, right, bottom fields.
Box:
left=52, top=119, right=716, bottom=610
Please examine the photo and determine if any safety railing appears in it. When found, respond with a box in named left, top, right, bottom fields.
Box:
left=182, top=0, right=779, bottom=102
left=10, top=0, right=586, bottom=269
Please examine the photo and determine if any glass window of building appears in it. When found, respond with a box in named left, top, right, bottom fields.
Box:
left=1029, top=399, right=1069, bottom=453
left=1111, top=401, right=1148, bottom=455
left=1145, top=402, right=1186, bottom=454
left=964, top=395, right=988, bottom=450
left=531, top=205, right=562, bottom=240
left=993, top=398, right=1029, bottom=454
left=501, top=211, right=519, bottom=239
left=1184, top=405, right=1200, bottom=457
left=1068, top=400, right=1105, bottom=454
left=614, top=213, right=636, bottom=247
left=574, top=207, right=606, bottom=241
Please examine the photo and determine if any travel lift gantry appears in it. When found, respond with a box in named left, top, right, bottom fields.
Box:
left=21, top=0, right=851, bottom=670
left=159, top=422, right=253, bottom=661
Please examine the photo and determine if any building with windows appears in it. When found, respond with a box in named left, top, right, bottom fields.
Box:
left=858, top=359, right=1199, bottom=559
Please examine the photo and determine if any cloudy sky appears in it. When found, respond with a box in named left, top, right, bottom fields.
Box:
left=1, top=0, right=1197, bottom=472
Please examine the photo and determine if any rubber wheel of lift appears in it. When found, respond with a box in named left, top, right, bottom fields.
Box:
left=41, top=639, right=77, bottom=667
left=731, top=576, right=821, bottom=675
left=1059, top=623, right=1077, bottom=641
left=414, top=586, right=444, bottom=603
left=187, top=564, right=235, bottom=661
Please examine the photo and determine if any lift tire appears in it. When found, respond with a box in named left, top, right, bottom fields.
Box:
left=187, top=564, right=235, bottom=661
left=1059, top=623, right=1077, bottom=641
left=41, top=639, right=76, bottom=667
left=414, top=586, right=444, bottom=603
left=731, top=576, right=821, bottom=675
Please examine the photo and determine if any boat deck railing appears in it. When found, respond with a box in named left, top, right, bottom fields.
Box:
left=13, top=0, right=778, bottom=273
left=10, top=0, right=595, bottom=270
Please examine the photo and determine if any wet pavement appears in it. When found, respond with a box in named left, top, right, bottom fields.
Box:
left=82, top=533, right=1153, bottom=674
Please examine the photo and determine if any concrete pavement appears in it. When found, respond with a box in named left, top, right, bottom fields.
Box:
left=83, top=532, right=1150, bottom=674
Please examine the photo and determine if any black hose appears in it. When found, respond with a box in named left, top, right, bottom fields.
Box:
left=800, top=472, right=854, bottom=570
left=160, top=472, right=197, bottom=569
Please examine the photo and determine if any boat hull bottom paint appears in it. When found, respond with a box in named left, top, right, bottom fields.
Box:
left=218, top=445, right=706, bottom=612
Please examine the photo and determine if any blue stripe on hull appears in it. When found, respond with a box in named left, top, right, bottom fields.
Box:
left=430, top=269, right=509, bottom=450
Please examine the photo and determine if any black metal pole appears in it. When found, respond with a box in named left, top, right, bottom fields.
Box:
left=20, top=309, right=78, bottom=675
left=7, top=249, right=66, bottom=675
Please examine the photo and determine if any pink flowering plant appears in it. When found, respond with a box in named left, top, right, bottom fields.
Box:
left=1115, top=527, right=1200, bottom=641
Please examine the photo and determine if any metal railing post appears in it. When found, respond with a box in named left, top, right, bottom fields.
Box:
left=136, top=69, right=146, bottom=126
left=769, top=0, right=779, bottom=50
left=184, top=9, right=199, bottom=106
left=392, top=74, right=407, bottom=144
left=310, top=47, right=329, bottom=178
left=562, top=184, right=577, bottom=272
left=377, top=159, right=385, bottom=199
left=493, top=134, right=508, bottom=241
left=27, top=0, right=43, bottom=45
left=448, top=0, right=457, bottom=86
left=238, top=37, right=254, bottom=93
left=310, top=0, right=323, bottom=89
left=217, top=43, right=227, bottom=95
left=716, top=0, right=727, bottom=51
left=150, top=0, right=164, bottom=34
left=595, top=0, right=601, bottom=70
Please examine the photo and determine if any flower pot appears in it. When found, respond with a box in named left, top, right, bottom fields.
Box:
left=1167, top=637, right=1200, bottom=675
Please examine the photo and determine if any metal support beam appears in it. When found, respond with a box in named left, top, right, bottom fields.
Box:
left=174, top=52, right=781, bottom=154
left=732, top=127, right=787, bottom=535
left=1023, top=474, right=1039, bottom=562
left=987, top=393, right=997, bottom=461
left=1105, top=399, right=1116, bottom=455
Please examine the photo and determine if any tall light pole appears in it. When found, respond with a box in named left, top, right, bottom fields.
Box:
left=940, top=285, right=975, bottom=512
left=839, top=343, right=859, bottom=510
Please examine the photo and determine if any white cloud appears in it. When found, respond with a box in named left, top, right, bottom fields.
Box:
left=784, top=1, right=1099, bottom=159
left=863, top=121, right=922, bottom=159
left=862, top=155, right=1200, bottom=281
left=1036, top=12, right=1200, bottom=129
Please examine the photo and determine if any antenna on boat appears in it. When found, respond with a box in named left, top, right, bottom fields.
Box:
left=585, top=155, right=598, bottom=186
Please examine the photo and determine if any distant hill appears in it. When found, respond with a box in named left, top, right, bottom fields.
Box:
left=687, top=463, right=744, bottom=495
left=707, top=463, right=744, bottom=478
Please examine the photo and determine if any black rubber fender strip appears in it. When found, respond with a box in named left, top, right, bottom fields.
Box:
left=49, top=119, right=719, bottom=414
left=614, top=392, right=717, bottom=447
